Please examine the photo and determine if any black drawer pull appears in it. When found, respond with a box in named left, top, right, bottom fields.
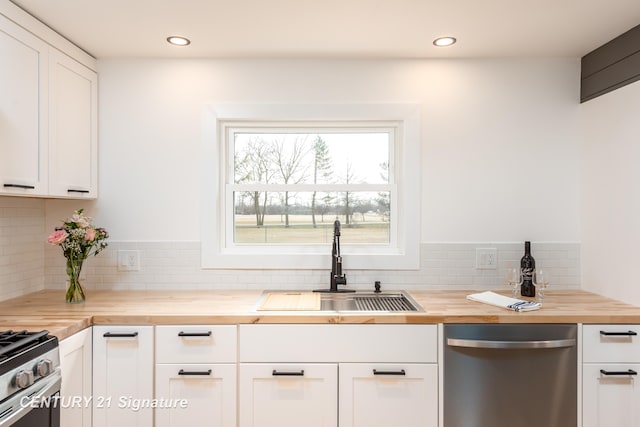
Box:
left=373, top=369, right=406, bottom=376
left=178, top=369, right=212, bottom=376
left=600, top=369, right=638, bottom=376
left=600, top=330, right=637, bottom=336
left=4, top=183, right=35, bottom=189
left=103, top=332, right=139, bottom=338
left=272, top=370, right=304, bottom=376
left=67, top=189, right=90, bottom=193
left=178, top=331, right=212, bottom=337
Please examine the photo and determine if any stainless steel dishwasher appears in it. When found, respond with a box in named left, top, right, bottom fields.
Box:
left=444, top=324, right=577, bottom=427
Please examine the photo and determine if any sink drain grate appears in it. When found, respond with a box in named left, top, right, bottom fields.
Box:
left=354, top=295, right=418, bottom=312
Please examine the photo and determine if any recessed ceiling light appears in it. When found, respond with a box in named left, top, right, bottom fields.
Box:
left=167, top=36, right=191, bottom=46
left=433, top=37, right=457, bottom=47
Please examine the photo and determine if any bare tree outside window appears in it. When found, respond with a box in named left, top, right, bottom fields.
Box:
left=270, top=136, right=312, bottom=227
left=234, top=136, right=274, bottom=227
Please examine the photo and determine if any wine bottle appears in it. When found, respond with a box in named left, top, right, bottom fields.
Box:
left=520, top=241, right=536, bottom=297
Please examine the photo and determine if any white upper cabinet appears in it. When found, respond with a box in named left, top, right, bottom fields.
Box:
left=0, top=15, right=48, bottom=196
left=48, top=48, right=98, bottom=198
left=0, top=5, right=98, bottom=199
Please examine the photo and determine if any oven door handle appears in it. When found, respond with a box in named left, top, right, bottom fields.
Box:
left=0, top=370, right=61, bottom=427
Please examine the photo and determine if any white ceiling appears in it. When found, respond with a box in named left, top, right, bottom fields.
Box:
left=10, top=0, right=640, bottom=59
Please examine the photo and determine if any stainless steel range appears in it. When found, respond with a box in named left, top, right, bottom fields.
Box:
left=0, top=330, right=61, bottom=427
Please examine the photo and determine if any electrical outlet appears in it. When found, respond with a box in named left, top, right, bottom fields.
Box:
left=118, top=250, right=140, bottom=271
left=476, top=248, right=497, bottom=269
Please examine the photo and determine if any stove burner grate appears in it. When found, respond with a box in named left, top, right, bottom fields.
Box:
left=0, top=330, right=50, bottom=362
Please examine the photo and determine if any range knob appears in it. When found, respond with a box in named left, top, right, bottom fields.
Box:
left=35, top=359, right=54, bottom=377
left=14, top=370, right=34, bottom=389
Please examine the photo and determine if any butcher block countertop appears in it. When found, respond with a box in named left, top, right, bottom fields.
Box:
left=1, top=289, right=640, bottom=340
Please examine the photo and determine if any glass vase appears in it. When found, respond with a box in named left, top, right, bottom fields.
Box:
left=65, top=258, right=85, bottom=303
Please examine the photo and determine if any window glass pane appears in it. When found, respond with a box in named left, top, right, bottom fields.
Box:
left=234, top=191, right=390, bottom=244
left=233, top=132, right=390, bottom=185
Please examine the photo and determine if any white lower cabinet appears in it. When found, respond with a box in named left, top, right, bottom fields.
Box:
left=583, top=364, right=640, bottom=427
left=583, top=324, right=640, bottom=427
left=239, top=324, right=438, bottom=427
left=338, top=363, right=438, bottom=427
left=155, top=325, right=237, bottom=427
left=59, top=327, right=92, bottom=427
left=239, top=363, right=338, bottom=427
left=155, top=363, right=236, bottom=427
left=92, top=325, right=154, bottom=427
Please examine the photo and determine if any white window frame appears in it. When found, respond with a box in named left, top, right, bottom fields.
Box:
left=201, top=104, right=421, bottom=270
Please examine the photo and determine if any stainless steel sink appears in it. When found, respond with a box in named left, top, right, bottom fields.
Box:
left=257, top=290, right=424, bottom=312
left=319, top=291, right=423, bottom=312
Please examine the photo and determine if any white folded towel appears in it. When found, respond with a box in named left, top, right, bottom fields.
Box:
left=467, top=291, right=541, bottom=312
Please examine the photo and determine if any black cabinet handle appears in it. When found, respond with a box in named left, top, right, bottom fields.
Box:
left=600, top=330, right=637, bottom=336
left=103, top=332, right=139, bottom=338
left=4, top=183, right=35, bottom=189
left=178, top=369, right=212, bottom=376
left=178, top=331, right=212, bottom=337
left=67, top=189, right=90, bottom=193
left=600, top=369, right=638, bottom=376
left=272, top=370, right=305, bottom=376
left=373, top=369, right=406, bottom=376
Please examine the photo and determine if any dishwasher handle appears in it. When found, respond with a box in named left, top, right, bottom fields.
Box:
left=447, top=337, right=576, bottom=349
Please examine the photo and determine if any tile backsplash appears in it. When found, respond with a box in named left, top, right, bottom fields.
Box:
left=44, top=241, right=580, bottom=292
left=0, top=197, right=45, bottom=301
left=0, top=197, right=583, bottom=300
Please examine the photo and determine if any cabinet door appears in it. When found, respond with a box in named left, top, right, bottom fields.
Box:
left=0, top=14, right=48, bottom=195
left=93, top=326, right=153, bottom=427
left=60, top=328, right=93, bottom=427
left=339, top=363, right=438, bottom=427
left=239, top=363, right=337, bottom=427
left=48, top=47, right=97, bottom=198
left=583, top=364, right=640, bottom=427
left=155, top=364, right=236, bottom=427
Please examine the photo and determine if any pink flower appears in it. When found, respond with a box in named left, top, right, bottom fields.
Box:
left=85, top=228, right=96, bottom=242
left=47, top=230, right=68, bottom=245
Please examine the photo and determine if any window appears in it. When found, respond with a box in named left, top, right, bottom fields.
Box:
left=202, top=104, right=420, bottom=270
left=231, top=127, right=392, bottom=245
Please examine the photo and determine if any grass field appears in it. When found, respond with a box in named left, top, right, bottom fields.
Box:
left=234, top=214, right=389, bottom=243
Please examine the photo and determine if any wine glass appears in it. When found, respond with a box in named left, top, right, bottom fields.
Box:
left=533, top=269, right=550, bottom=303
left=506, top=267, right=521, bottom=297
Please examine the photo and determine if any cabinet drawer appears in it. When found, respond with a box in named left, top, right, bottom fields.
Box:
left=156, top=325, right=237, bottom=363
left=240, top=324, right=437, bottom=363
left=583, top=325, right=640, bottom=363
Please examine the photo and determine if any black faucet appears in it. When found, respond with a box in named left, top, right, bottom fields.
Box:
left=314, top=219, right=354, bottom=293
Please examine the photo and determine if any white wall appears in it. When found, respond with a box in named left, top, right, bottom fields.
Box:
left=46, top=58, right=582, bottom=244
left=38, top=58, right=583, bottom=292
left=580, top=80, right=640, bottom=305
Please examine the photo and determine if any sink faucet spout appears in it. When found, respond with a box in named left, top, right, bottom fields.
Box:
left=315, top=219, right=354, bottom=293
